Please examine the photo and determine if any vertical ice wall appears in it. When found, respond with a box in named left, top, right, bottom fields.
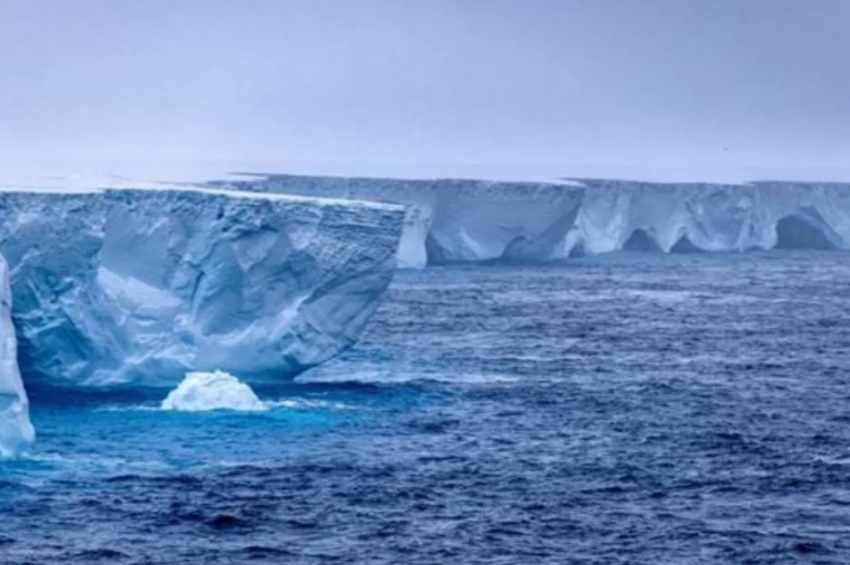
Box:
left=0, top=187, right=406, bottom=388
left=569, top=179, right=850, bottom=255
left=0, top=253, right=34, bottom=456
left=217, top=174, right=850, bottom=262
left=211, top=175, right=586, bottom=268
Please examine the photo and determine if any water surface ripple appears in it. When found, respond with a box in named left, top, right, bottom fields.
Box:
left=3, top=251, right=850, bottom=564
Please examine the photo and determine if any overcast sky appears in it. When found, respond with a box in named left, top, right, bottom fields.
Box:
left=1, top=0, right=849, bottom=175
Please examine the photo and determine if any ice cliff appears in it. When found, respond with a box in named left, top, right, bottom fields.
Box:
left=568, top=180, right=850, bottom=255
left=0, top=253, right=33, bottom=456
left=214, top=174, right=850, bottom=265
left=178, top=174, right=850, bottom=259
left=0, top=187, right=405, bottom=388
left=212, top=175, right=585, bottom=268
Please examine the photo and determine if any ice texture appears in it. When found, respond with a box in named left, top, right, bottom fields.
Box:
left=161, top=370, right=266, bottom=411
left=0, top=253, right=34, bottom=456
left=569, top=180, right=850, bottom=255
left=212, top=175, right=585, bottom=268
left=0, top=187, right=405, bottom=388
left=215, top=174, right=850, bottom=264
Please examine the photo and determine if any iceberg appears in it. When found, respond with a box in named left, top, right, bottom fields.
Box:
left=213, top=173, right=850, bottom=264
left=0, top=253, right=34, bottom=456
left=161, top=370, right=266, bottom=411
left=212, top=175, right=585, bottom=268
left=0, top=186, right=405, bottom=388
left=568, top=179, right=850, bottom=255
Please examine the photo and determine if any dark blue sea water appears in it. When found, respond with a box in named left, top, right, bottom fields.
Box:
left=3, top=251, right=850, bottom=564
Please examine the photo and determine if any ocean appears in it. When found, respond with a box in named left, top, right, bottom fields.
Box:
left=2, top=251, right=850, bottom=564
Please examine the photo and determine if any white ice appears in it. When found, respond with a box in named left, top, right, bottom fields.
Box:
left=216, top=174, right=850, bottom=266
left=161, top=370, right=266, bottom=412
left=0, top=253, right=34, bottom=456
left=570, top=180, right=850, bottom=255
left=0, top=186, right=405, bottom=388
left=213, top=175, right=585, bottom=268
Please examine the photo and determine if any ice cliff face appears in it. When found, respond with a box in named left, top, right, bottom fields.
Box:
left=569, top=180, right=850, bottom=255
left=212, top=175, right=585, bottom=268
left=0, top=187, right=404, bottom=388
left=215, top=174, right=850, bottom=265
left=0, top=253, right=34, bottom=456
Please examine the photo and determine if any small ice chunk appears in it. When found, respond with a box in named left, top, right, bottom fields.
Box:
left=161, top=370, right=267, bottom=412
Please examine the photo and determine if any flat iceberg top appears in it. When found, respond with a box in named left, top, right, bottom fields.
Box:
left=0, top=160, right=578, bottom=186
left=228, top=173, right=583, bottom=191
left=192, top=185, right=403, bottom=211
left=569, top=178, right=850, bottom=190
left=0, top=183, right=404, bottom=213
left=5, top=158, right=850, bottom=186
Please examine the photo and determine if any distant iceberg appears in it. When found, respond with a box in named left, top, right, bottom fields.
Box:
left=570, top=180, right=850, bottom=255
left=215, top=174, right=850, bottom=264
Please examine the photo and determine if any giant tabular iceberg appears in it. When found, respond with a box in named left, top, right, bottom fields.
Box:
left=568, top=180, right=850, bottom=255
left=212, top=175, right=585, bottom=268
left=214, top=174, right=850, bottom=265
left=0, top=187, right=405, bottom=388
left=0, top=252, right=34, bottom=456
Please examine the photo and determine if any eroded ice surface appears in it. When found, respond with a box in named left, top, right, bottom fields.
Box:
left=0, top=253, right=34, bottom=456
left=161, top=370, right=266, bottom=411
left=214, top=174, right=850, bottom=265
left=212, top=175, right=585, bottom=268
left=0, top=187, right=405, bottom=388
left=569, top=180, right=850, bottom=255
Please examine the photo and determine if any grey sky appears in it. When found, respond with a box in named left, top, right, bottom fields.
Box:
left=1, top=0, right=849, bottom=173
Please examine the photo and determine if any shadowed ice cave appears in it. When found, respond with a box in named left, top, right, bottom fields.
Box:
left=622, top=229, right=663, bottom=253
left=670, top=235, right=704, bottom=254
left=775, top=209, right=840, bottom=250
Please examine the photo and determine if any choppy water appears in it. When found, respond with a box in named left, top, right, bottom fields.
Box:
left=3, top=251, right=850, bottom=564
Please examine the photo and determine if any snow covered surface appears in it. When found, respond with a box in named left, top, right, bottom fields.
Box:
left=0, top=253, right=34, bottom=457
left=5, top=159, right=850, bottom=187
left=213, top=175, right=585, bottom=268
left=0, top=186, right=405, bottom=388
left=161, top=370, right=266, bottom=411
left=6, top=156, right=847, bottom=187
